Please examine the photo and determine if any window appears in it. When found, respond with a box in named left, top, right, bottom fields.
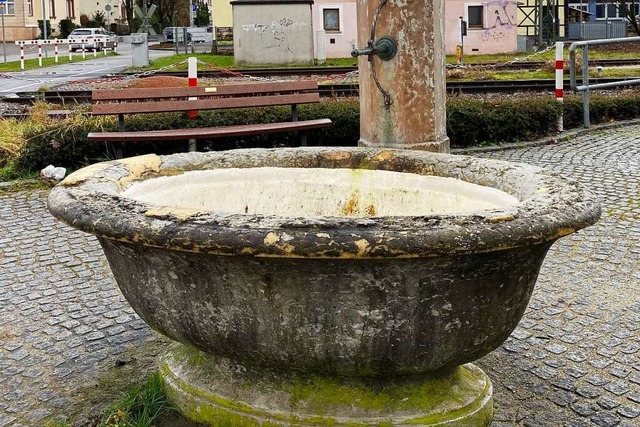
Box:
left=323, top=8, right=340, bottom=32
left=50, top=0, right=56, bottom=18
left=2, top=0, right=15, bottom=15
left=468, top=5, right=484, bottom=28
left=28, top=0, right=34, bottom=16
left=594, top=2, right=638, bottom=20
left=66, top=0, right=75, bottom=18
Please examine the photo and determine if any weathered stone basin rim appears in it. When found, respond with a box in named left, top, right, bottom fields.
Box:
left=48, top=147, right=601, bottom=259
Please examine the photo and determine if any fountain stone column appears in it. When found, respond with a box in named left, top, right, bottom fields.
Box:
left=355, top=0, right=449, bottom=152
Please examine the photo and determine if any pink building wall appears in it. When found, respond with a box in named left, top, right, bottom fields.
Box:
left=312, top=0, right=358, bottom=59
left=309, top=0, right=518, bottom=59
left=444, top=0, right=518, bottom=55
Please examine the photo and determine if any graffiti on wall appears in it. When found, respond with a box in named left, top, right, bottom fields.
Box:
left=480, top=0, right=518, bottom=42
left=242, top=18, right=309, bottom=53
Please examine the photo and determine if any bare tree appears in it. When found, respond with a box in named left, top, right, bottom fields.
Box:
left=155, top=0, right=189, bottom=28
left=618, top=0, right=640, bottom=35
left=121, top=0, right=135, bottom=31
left=121, top=0, right=189, bottom=33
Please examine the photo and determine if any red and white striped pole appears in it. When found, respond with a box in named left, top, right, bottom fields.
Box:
left=38, top=42, right=43, bottom=67
left=54, top=40, right=59, bottom=63
left=20, top=44, right=25, bottom=70
left=82, top=41, right=86, bottom=59
left=188, top=57, right=198, bottom=152
left=555, top=41, right=564, bottom=132
left=68, top=41, right=73, bottom=61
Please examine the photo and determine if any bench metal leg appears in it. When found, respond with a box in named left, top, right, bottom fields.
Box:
left=300, top=134, right=308, bottom=146
left=188, top=139, right=197, bottom=152
left=115, top=146, right=123, bottom=159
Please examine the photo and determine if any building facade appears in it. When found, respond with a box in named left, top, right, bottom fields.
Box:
left=1, top=0, right=81, bottom=41
left=312, top=0, right=357, bottom=58
left=445, top=0, right=519, bottom=55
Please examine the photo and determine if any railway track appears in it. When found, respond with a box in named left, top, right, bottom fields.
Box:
left=103, top=58, right=640, bottom=79
left=3, top=78, right=639, bottom=108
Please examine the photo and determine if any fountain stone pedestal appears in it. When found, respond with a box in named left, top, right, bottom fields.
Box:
left=48, top=149, right=600, bottom=426
left=48, top=2, right=601, bottom=426
left=161, top=345, right=492, bottom=425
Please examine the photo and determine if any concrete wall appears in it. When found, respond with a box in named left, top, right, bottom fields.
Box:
left=312, top=0, right=357, bottom=58
left=445, top=0, right=518, bottom=55
left=232, top=1, right=314, bottom=66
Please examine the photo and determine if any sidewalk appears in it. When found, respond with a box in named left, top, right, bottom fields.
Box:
left=1, top=125, right=639, bottom=426
left=0, top=42, right=176, bottom=95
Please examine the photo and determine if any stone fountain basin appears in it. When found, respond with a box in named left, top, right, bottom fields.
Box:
left=48, top=148, right=600, bottom=376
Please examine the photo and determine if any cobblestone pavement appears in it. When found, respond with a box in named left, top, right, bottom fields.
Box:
left=1, top=125, right=639, bottom=426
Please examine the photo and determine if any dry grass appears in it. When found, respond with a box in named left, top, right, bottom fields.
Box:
left=0, top=119, right=26, bottom=166
left=0, top=101, right=65, bottom=167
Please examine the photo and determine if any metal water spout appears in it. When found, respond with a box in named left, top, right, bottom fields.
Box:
left=355, top=0, right=449, bottom=152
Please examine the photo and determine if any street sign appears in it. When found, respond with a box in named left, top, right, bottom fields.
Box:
left=134, top=4, right=157, bottom=35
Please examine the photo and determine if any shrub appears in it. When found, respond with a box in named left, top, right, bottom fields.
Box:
left=447, top=95, right=562, bottom=146
left=59, top=19, right=78, bottom=39
left=15, top=113, right=115, bottom=173
left=88, top=11, right=107, bottom=28
left=11, top=91, right=640, bottom=175
left=37, top=20, right=53, bottom=39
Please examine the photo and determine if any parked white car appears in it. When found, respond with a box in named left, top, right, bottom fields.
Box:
left=68, top=28, right=116, bottom=51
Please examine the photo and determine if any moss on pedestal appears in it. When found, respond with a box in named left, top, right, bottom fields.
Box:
left=160, top=344, right=493, bottom=426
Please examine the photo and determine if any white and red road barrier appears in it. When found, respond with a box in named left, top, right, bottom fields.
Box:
left=188, top=57, right=198, bottom=152
left=555, top=41, right=564, bottom=132
left=14, top=37, right=116, bottom=70
left=188, top=57, right=198, bottom=121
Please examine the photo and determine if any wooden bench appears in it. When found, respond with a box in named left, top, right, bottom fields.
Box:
left=87, top=80, right=332, bottom=158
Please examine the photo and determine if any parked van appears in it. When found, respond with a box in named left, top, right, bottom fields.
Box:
left=163, top=27, right=212, bottom=43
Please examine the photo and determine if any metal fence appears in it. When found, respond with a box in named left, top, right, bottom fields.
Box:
left=569, top=36, right=640, bottom=127
left=567, top=21, right=628, bottom=40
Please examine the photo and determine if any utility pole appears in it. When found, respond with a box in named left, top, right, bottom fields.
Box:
left=41, top=0, right=48, bottom=57
left=1, top=1, right=6, bottom=63
left=210, top=0, right=217, bottom=54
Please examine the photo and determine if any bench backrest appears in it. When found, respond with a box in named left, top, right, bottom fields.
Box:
left=91, top=80, right=322, bottom=115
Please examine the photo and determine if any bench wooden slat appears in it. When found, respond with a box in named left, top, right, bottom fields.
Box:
left=92, top=93, right=321, bottom=115
left=87, top=119, right=332, bottom=142
left=91, top=80, right=320, bottom=101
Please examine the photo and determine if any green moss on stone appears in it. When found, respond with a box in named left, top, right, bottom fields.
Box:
left=288, top=366, right=484, bottom=415
left=160, top=344, right=492, bottom=426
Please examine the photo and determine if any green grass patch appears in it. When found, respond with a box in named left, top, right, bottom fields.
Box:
left=99, top=372, right=175, bottom=427
left=314, top=57, right=358, bottom=67
left=128, top=55, right=357, bottom=72
left=446, top=65, right=640, bottom=81
left=597, top=66, right=640, bottom=78
left=446, top=46, right=640, bottom=65
left=129, top=53, right=235, bottom=72
left=43, top=335, right=201, bottom=427
left=132, top=48, right=640, bottom=73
